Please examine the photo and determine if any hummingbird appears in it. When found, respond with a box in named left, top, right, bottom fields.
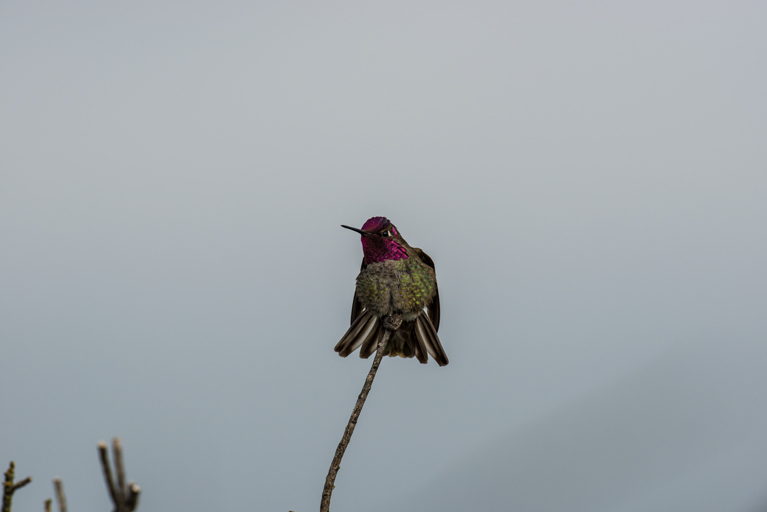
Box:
left=334, top=216, right=448, bottom=366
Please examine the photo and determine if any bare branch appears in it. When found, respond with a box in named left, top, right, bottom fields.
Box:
left=3, top=461, right=32, bottom=512
left=98, top=441, right=120, bottom=508
left=12, top=478, right=31, bottom=492
left=320, top=326, right=394, bottom=512
left=99, top=439, right=140, bottom=512
left=112, top=438, right=126, bottom=512
left=52, top=478, right=67, bottom=512
left=125, top=483, right=141, bottom=511
left=44, top=498, right=51, bottom=512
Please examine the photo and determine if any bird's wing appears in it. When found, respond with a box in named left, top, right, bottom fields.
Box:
left=350, top=257, right=366, bottom=325
left=413, top=247, right=435, bottom=269
left=414, top=248, right=440, bottom=332
left=428, top=284, right=440, bottom=332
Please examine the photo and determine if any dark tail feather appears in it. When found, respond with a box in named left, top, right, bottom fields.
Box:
left=335, top=311, right=378, bottom=357
left=359, top=322, right=383, bottom=359
left=415, top=315, right=449, bottom=366
left=414, top=317, right=436, bottom=361
left=412, top=337, right=428, bottom=364
left=334, top=309, right=370, bottom=352
left=410, top=321, right=429, bottom=364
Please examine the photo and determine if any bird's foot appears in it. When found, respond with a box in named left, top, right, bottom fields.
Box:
left=384, top=313, right=402, bottom=331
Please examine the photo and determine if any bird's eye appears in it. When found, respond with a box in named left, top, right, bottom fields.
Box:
left=381, top=230, right=390, bottom=237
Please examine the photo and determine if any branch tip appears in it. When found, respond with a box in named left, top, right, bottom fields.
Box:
left=13, top=477, right=32, bottom=491
left=53, top=478, right=67, bottom=512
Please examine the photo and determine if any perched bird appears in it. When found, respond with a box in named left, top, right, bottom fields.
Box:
left=334, top=217, right=448, bottom=366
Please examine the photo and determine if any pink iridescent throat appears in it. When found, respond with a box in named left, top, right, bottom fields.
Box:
left=361, top=232, right=408, bottom=264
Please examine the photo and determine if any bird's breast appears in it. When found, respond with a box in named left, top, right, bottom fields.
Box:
left=355, top=259, right=436, bottom=316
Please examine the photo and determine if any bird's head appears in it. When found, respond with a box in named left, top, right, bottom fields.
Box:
left=342, top=216, right=409, bottom=264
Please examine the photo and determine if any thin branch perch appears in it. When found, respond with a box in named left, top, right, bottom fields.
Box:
left=321, top=316, right=400, bottom=512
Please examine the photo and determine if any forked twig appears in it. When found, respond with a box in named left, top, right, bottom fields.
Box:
left=98, top=438, right=140, bottom=512
left=321, top=317, right=399, bottom=512
left=2, top=462, right=32, bottom=512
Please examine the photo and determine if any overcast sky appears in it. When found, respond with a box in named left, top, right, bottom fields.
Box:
left=1, top=1, right=766, bottom=511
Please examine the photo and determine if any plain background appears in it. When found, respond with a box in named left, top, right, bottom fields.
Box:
left=2, top=1, right=766, bottom=511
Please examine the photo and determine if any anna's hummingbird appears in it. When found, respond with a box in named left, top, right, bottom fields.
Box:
left=334, top=216, right=448, bottom=366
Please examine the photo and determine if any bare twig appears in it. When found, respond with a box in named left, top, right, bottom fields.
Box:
left=44, top=499, right=51, bottom=512
left=3, top=462, right=32, bottom=512
left=320, top=323, right=396, bottom=512
left=52, top=479, right=66, bottom=512
left=99, top=438, right=140, bottom=512
left=125, top=484, right=140, bottom=511
left=112, top=439, right=126, bottom=512
left=14, top=479, right=32, bottom=491
left=98, top=442, right=119, bottom=507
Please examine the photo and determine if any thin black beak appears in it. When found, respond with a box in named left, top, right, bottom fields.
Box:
left=341, top=225, right=370, bottom=236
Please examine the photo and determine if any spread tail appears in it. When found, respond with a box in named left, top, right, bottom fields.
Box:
left=335, top=311, right=449, bottom=366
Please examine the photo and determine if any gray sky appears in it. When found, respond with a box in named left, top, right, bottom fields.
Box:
left=1, top=1, right=766, bottom=511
